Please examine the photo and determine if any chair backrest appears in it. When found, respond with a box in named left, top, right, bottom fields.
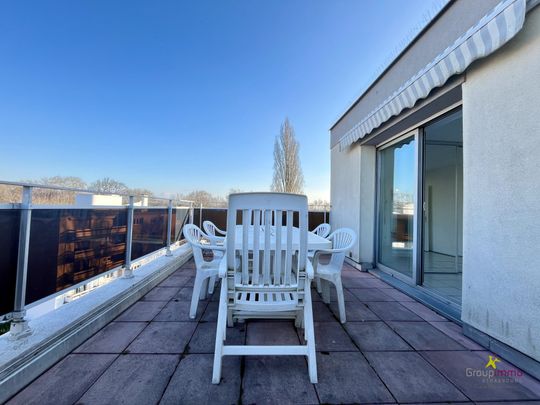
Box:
left=226, top=192, right=308, bottom=288
left=183, top=224, right=208, bottom=269
left=203, top=220, right=225, bottom=237
left=313, top=223, right=331, bottom=238
left=327, top=228, right=356, bottom=268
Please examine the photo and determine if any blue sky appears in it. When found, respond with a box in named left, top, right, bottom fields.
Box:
left=0, top=0, right=444, bottom=201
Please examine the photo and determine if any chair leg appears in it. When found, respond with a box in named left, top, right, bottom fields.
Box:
left=227, top=308, right=234, bottom=327
left=223, top=312, right=227, bottom=340
left=334, top=276, right=346, bottom=323
left=208, top=275, right=216, bottom=294
left=303, top=287, right=318, bottom=384
left=316, top=277, right=323, bottom=294
left=200, top=278, right=209, bottom=300
left=212, top=281, right=227, bottom=384
left=294, top=310, right=302, bottom=328
left=322, top=279, right=331, bottom=304
left=190, top=273, right=204, bottom=319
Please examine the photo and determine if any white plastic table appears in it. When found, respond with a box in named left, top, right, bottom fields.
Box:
left=231, top=225, right=331, bottom=251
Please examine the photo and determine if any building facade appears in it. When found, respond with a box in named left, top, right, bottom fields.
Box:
left=330, top=0, right=539, bottom=377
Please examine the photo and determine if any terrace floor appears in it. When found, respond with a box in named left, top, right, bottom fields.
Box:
left=8, top=260, right=540, bottom=405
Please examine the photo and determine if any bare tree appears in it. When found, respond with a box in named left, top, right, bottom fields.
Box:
left=41, top=176, right=87, bottom=189
left=309, top=199, right=330, bottom=211
left=271, top=118, right=304, bottom=194
left=127, top=188, right=153, bottom=196
left=32, top=176, right=88, bottom=204
left=0, top=176, right=159, bottom=205
left=90, top=177, right=128, bottom=194
left=0, top=176, right=88, bottom=204
left=0, top=184, right=21, bottom=203
left=180, top=190, right=226, bottom=207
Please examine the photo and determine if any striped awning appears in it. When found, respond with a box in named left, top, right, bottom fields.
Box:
left=338, top=0, right=527, bottom=151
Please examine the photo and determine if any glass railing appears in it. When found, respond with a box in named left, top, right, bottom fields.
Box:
left=0, top=181, right=194, bottom=337
left=0, top=206, right=192, bottom=315
left=0, top=209, right=20, bottom=317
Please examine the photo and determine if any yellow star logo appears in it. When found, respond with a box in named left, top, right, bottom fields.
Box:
left=485, top=355, right=500, bottom=369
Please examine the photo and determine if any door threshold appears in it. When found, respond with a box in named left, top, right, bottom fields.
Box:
left=369, top=268, right=462, bottom=324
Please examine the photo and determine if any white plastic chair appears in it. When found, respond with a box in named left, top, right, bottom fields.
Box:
left=308, top=223, right=331, bottom=261
left=183, top=224, right=225, bottom=319
left=203, top=220, right=227, bottom=243
left=312, top=228, right=356, bottom=323
left=312, top=223, right=331, bottom=238
left=213, top=192, right=317, bottom=384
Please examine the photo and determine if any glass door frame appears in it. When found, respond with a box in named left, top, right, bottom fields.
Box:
left=374, top=128, right=423, bottom=285
left=374, top=106, right=465, bottom=314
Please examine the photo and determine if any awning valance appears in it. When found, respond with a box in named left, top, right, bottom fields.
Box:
left=338, top=0, right=527, bottom=151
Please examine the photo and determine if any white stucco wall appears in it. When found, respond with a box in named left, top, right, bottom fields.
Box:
left=461, top=6, right=540, bottom=361
left=330, top=144, right=376, bottom=265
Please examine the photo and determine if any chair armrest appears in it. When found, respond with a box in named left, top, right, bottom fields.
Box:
left=313, top=249, right=334, bottom=257
left=305, top=259, right=315, bottom=280
left=197, top=238, right=226, bottom=252
left=312, top=249, right=333, bottom=269
left=210, top=244, right=226, bottom=252
left=205, top=234, right=226, bottom=245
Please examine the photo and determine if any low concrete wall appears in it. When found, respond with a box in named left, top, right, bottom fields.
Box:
left=461, top=6, right=540, bottom=362
left=0, top=244, right=192, bottom=403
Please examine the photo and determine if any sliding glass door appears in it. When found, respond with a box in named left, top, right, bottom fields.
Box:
left=377, top=133, right=417, bottom=280
left=376, top=109, right=463, bottom=307
left=421, top=111, right=463, bottom=304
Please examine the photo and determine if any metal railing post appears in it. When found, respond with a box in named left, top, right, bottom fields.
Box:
left=199, top=203, right=203, bottom=229
left=189, top=202, right=194, bottom=224
left=10, top=186, right=33, bottom=339
left=166, top=199, right=173, bottom=256
left=123, top=196, right=134, bottom=278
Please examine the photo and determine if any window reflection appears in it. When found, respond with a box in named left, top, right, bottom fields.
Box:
left=378, top=136, right=415, bottom=277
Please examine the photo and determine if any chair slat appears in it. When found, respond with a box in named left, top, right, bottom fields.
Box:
left=274, top=209, right=282, bottom=285
left=252, top=209, right=260, bottom=285
left=285, top=210, right=293, bottom=286
left=242, top=209, right=249, bottom=285
left=298, top=209, right=307, bottom=271
left=263, top=209, right=271, bottom=285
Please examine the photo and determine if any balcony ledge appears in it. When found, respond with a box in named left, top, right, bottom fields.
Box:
left=0, top=243, right=192, bottom=403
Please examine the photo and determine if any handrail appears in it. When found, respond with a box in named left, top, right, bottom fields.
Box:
left=1, top=180, right=195, bottom=338
left=0, top=180, right=194, bottom=204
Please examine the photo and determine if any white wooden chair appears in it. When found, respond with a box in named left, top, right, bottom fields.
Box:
left=212, top=192, right=317, bottom=384
left=203, top=220, right=227, bottom=243
left=183, top=224, right=225, bottom=319
left=312, top=228, right=356, bottom=323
